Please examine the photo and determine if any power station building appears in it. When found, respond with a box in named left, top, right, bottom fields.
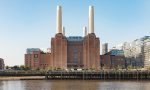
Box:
left=25, top=6, right=100, bottom=70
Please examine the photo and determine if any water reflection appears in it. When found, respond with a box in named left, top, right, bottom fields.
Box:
left=23, top=80, right=98, bottom=90
left=0, top=81, right=25, bottom=90
left=49, top=80, right=99, bottom=90
left=0, top=80, right=150, bottom=90
left=0, top=81, right=4, bottom=90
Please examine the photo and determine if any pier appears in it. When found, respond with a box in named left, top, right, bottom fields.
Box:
left=45, top=70, right=150, bottom=80
left=1, top=70, right=150, bottom=80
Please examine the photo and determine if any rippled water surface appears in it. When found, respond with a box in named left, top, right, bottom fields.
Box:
left=0, top=80, right=150, bottom=90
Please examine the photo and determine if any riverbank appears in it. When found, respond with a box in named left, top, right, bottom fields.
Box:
left=0, top=76, right=45, bottom=80
left=1, top=70, right=150, bottom=80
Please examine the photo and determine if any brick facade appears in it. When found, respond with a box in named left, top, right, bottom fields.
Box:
left=83, top=33, right=100, bottom=69
left=100, top=54, right=125, bottom=69
left=25, top=33, right=100, bottom=70
left=51, top=33, right=67, bottom=70
left=51, top=33, right=100, bottom=70
left=25, top=51, right=51, bottom=69
left=25, top=5, right=100, bottom=70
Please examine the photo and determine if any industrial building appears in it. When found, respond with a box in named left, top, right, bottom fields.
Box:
left=25, top=6, right=100, bottom=70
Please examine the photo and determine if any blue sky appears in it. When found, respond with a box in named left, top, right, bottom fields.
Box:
left=0, top=0, right=150, bottom=66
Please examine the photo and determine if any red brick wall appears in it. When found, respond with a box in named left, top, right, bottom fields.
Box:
left=51, top=33, right=67, bottom=70
left=25, top=51, right=51, bottom=69
left=100, top=55, right=111, bottom=69
left=40, top=53, right=51, bottom=69
left=25, top=33, right=101, bottom=70
left=100, top=55, right=125, bottom=69
left=67, top=41, right=83, bottom=68
left=111, top=55, right=125, bottom=68
left=25, top=51, right=41, bottom=69
left=83, top=33, right=100, bottom=70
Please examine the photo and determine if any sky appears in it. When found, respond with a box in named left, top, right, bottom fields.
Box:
left=0, top=0, right=150, bottom=66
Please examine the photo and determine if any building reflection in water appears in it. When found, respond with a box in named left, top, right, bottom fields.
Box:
left=49, top=80, right=99, bottom=90
left=1, top=80, right=150, bottom=90
left=23, top=80, right=98, bottom=90
left=0, top=81, right=25, bottom=90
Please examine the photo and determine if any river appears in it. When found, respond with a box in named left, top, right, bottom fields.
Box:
left=0, top=80, right=150, bottom=90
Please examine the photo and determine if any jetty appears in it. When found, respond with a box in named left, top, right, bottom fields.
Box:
left=1, top=70, right=150, bottom=80
left=45, top=70, right=150, bottom=80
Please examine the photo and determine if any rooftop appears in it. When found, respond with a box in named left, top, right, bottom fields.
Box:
left=67, top=36, right=83, bottom=41
left=26, top=48, right=41, bottom=54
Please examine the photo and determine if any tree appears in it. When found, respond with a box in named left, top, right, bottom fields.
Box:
left=12, top=65, right=20, bottom=70
left=5, top=66, right=9, bottom=69
left=127, top=65, right=134, bottom=70
left=146, top=66, right=150, bottom=70
left=20, top=65, right=25, bottom=70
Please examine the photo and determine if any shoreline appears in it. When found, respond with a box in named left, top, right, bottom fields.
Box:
left=1, top=76, right=150, bottom=81
left=0, top=76, right=45, bottom=80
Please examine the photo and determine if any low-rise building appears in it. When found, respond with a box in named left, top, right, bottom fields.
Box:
left=109, top=49, right=124, bottom=56
left=25, top=48, right=51, bottom=69
left=100, top=49, right=125, bottom=69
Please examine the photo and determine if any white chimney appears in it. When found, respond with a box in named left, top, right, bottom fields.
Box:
left=83, top=26, right=87, bottom=36
left=56, top=5, right=62, bottom=33
left=88, top=6, right=94, bottom=34
left=62, top=26, right=65, bottom=36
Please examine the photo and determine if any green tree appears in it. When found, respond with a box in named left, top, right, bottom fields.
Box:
left=146, top=66, right=150, bottom=70
left=20, top=65, right=25, bottom=70
left=5, top=66, right=9, bottom=69
left=12, top=65, right=20, bottom=70
left=127, top=65, right=134, bottom=70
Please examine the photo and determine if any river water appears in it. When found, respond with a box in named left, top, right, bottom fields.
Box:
left=0, top=80, right=150, bottom=90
